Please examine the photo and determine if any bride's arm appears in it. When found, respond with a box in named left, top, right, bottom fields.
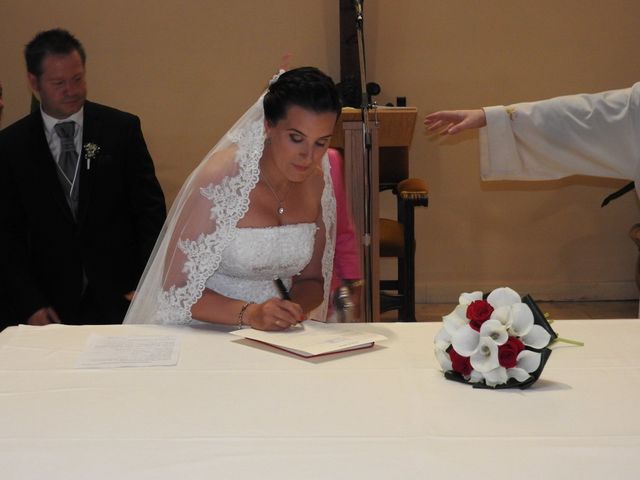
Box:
left=190, top=290, right=303, bottom=331
left=193, top=225, right=325, bottom=329
left=288, top=192, right=327, bottom=315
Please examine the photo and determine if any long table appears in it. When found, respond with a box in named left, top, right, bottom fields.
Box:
left=1, top=320, right=639, bottom=479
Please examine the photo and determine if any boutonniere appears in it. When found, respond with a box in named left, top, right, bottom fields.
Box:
left=83, top=143, right=101, bottom=170
left=434, top=287, right=583, bottom=389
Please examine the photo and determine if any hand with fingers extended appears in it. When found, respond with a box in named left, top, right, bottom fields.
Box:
left=245, top=298, right=305, bottom=331
left=424, top=109, right=486, bottom=135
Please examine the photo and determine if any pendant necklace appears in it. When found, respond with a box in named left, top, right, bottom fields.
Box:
left=262, top=173, right=292, bottom=215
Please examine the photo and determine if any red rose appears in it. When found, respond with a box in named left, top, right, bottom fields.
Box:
left=448, top=346, right=472, bottom=377
left=467, top=300, right=494, bottom=331
left=498, top=336, right=525, bottom=369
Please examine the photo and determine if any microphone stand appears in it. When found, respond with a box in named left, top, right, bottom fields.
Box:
left=354, top=0, right=376, bottom=322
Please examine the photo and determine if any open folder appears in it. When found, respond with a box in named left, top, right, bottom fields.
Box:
left=230, top=321, right=387, bottom=358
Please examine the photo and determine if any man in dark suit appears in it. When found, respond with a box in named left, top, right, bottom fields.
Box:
left=0, top=29, right=166, bottom=328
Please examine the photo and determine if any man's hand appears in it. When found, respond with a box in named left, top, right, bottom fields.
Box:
left=424, top=109, right=487, bottom=135
left=27, top=307, right=61, bottom=325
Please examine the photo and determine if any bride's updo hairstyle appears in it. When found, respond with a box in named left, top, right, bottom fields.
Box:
left=264, top=67, right=341, bottom=125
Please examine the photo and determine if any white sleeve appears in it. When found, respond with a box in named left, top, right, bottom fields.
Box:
left=479, top=83, right=640, bottom=189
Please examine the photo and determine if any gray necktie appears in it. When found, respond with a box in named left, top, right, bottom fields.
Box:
left=54, top=121, right=79, bottom=216
left=54, top=121, right=78, bottom=184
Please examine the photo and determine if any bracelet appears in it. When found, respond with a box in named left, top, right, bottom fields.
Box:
left=343, top=279, right=364, bottom=289
left=237, top=301, right=254, bottom=328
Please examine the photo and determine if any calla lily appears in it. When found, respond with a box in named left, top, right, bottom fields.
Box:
left=470, top=337, right=499, bottom=373
left=459, top=291, right=483, bottom=305
left=506, top=349, right=542, bottom=382
left=435, top=348, right=452, bottom=372
left=469, top=370, right=484, bottom=383
left=521, top=325, right=551, bottom=349
left=479, top=319, right=508, bottom=346
left=506, top=367, right=531, bottom=382
left=483, top=366, right=509, bottom=387
left=443, top=304, right=470, bottom=335
left=516, top=349, right=542, bottom=372
left=434, top=328, right=453, bottom=371
left=507, top=303, right=534, bottom=337
left=487, top=287, right=521, bottom=308
left=490, top=305, right=512, bottom=328
left=434, top=327, right=451, bottom=349
left=451, top=325, right=480, bottom=357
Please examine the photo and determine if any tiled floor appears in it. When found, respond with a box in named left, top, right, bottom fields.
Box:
left=380, top=300, right=639, bottom=322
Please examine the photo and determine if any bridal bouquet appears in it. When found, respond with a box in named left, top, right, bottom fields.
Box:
left=434, top=287, right=558, bottom=389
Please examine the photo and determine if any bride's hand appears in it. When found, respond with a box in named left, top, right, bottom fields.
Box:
left=247, top=298, right=304, bottom=331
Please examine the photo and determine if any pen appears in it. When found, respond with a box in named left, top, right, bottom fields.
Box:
left=274, top=276, right=304, bottom=328
left=273, top=277, right=292, bottom=301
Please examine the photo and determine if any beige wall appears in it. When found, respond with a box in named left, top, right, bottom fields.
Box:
left=2, top=1, right=638, bottom=303
left=367, top=0, right=640, bottom=301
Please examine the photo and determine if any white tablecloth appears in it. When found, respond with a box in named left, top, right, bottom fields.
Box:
left=1, top=320, right=639, bottom=479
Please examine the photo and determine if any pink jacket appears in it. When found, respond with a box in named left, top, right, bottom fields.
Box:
left=328, top=148, right=362, bottom=293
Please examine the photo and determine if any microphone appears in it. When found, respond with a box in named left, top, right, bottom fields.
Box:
left=353, top=0, right=363, bottom=18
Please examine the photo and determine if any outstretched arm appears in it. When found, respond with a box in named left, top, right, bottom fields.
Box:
left=424, top=109, right=486, bottom=135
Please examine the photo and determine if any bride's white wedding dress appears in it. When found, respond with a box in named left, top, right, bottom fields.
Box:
left=203, top=223, right=316, bottom=306
left=124, top=74, right=336, bottom=326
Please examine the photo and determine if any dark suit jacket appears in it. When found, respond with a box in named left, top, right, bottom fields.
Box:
left=0, top=101, right=166, bottom=327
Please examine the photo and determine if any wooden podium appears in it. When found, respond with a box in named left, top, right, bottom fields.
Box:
left=331, top=107, right=417, bottom=322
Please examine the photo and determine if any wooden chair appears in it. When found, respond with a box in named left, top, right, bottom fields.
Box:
left=378, top=148, right=429, bottom=321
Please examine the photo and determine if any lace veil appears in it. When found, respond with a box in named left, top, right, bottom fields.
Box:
left=125, top=78, right=336, bottom=325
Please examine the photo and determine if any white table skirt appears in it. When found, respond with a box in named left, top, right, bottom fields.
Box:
left=1, top=320, right=639, bottom=479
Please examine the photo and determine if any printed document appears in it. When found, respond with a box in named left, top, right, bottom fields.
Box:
left=76, top=334, right=180, bottom=368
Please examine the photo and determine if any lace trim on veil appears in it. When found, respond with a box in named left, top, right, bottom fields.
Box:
left=319, top=153, right=337, bottom=321
left=156, top=120, right=264, bottom=324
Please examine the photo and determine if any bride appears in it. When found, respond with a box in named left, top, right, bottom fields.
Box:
left=124, top=67, right=340, bottom=330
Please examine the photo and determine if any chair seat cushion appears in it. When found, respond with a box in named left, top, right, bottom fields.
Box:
left=397, top=178, right=429, bottom=193
left=379, top=218, right=404, bottom=257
